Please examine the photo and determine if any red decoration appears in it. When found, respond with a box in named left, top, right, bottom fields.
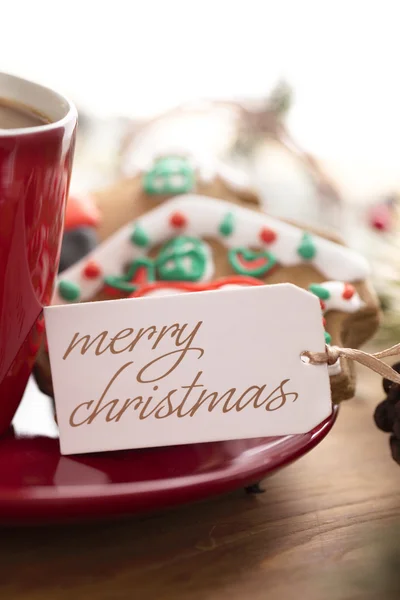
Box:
left=236, top=253, right=270, bottom=271
left=320, top=299, right=326, bottom=310
left=368, top=203, right=392, bottom=232
left=102, top=285, right=122, bottom=299
left=169, top=212, right=187, bottom=228
left=342, top=283, right=355, bottom=300
left=65, top=194, right=101, bottom=231
left=82, top=260, right=102, bottom=279
left=259, top=227, right=277, bottom=244
left=129, top=275, right=263, bottom=298
left=322, top=317, right=327, bottom=327
left=130, top=266, right=149, bottom=286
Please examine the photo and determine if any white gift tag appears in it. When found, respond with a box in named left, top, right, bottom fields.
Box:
left=44, top=284, right=332, bottom=455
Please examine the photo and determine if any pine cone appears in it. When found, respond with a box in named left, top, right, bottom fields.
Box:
left=374, top=362, right=400, bottom=465
left=374, top=399, right=396, bottom=433
left=390, top=435, right=400, bottom=464
left=383, top=362, right=400, bottom=394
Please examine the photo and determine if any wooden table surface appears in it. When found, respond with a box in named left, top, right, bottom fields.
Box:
left=1, top=365, right=399, bottom=600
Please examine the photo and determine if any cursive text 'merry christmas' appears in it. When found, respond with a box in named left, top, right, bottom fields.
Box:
left=62, top=320, right=299, bottom=427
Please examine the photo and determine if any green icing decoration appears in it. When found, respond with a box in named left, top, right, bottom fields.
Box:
left=143, top=156, right=195, bottom=196
left=297, top=233, right=316, bottom=260
left=156, top=236, right=208, bottom=282
left=219, top=212, right=235, bottom=237
left=104, top=258, right=155, bottom=292
left=58, top=280, right=80, bottom=302
left=324, top=331, right=332, bottom=344
left=130, top=225, right=149, bottom=247
left=103, top=276, right=138, bottom=293
left=309, top=283, right=331, bottom=301
left=228, top=247, right=277, bottom=277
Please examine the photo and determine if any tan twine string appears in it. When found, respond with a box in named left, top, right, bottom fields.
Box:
left=304, top=343, right=400, bottom=385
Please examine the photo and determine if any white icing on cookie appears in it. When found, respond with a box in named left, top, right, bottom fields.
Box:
left=309, top=281, right=365, bottom=378
left=314, top=281, right=365, bottom=314
left=54, top=195, right=370, bottom=305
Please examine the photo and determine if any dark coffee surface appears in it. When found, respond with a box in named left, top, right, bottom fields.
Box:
left=0, top=98, right=51, bottom=129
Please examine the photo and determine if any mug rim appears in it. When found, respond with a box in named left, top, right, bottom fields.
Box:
left=0, top=71, right=77, bottom=137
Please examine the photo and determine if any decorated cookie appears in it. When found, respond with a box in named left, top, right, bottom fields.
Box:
left=36, top=195, right=379, bottom=403
left=93, top=154, right=260, bottom=242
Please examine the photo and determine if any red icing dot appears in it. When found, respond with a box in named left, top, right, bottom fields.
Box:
left=342, top=283, right=355, bottom=300
left=320, top=299, right=326, bottom=310
left=259, top=227, right=277, bottom=244
left=103, top=284, right=124, bottom=299
left=169, top=212, right=187, bottom=228
left=82, top=261, right=102, bottom=279
left=322, top=317, right=327, bottom=327
left=369, top=204, right=391, bottom=232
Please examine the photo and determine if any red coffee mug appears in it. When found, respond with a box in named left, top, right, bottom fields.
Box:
left=0, top=72, right=77, bottom=434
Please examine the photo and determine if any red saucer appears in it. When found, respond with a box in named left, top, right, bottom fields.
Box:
left=0, top=379, right=338, bottom=524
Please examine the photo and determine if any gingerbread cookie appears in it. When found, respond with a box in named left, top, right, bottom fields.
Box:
left=35, top=195, right=380, bottom=404
left=94, top=154, right=259, bottom=242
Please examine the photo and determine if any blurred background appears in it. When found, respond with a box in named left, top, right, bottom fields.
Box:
left=4, top=0, right=400, bottom=338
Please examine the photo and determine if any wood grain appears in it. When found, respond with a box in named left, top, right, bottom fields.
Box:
left=1, top=365, right=399, bottom=600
